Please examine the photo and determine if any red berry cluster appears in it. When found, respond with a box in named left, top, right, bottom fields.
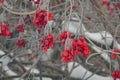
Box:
left=112, top=70, right=120, bottom=80
left=111, top=48, right=120, bottom=59
left=115, top=3, right=120, bottom=10
left=16, top=39, right=27, bottom=48
left=102, top=0, right=114, bottom=11
left=71, top=37, right=91, bottom=59
left=61, top=46, right=75, bottom=63
left=33, top=10, right=54, bottom=28
left=0, top=22, right=13, bottom=37
left=41, top=34, right=55, bottom=52
left=102, top=0, right=115, bottom=17
left=15, top=25, right=24, bottom=33
left=0, top=0, right=4, bottom=3
left=59, top=31, right=71, bottom=46
left=61, top=37, right=91, bottom=63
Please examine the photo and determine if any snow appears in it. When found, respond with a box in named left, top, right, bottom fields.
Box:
left=85, top=31, right=114, bottom=46
left=63, top=21, right=86, bottom=34
left=42, top=78, right=52, bottom=80
left=24, top=66, right=39, bottom=74
left=41, top=49, right=53, bottom=61
left=3, top=66, right=17, bottom=76
left=23, top=62, right=114, bottom=80
left=0, top=50, right=5, bottom=55
left=68, top=62, right=113, bottom=80
left=0, top=50, right=52, bottom=80
left=0, top=50, right=18, bottom=80
left=24, top=66, right=52, bottom=80
left=0, top=55, right=11, bottom=65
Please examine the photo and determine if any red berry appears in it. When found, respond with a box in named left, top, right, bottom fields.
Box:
left=72, top=4, right=77, bottom=10
left=15, top=25, right=24, bottom=32
left=0, top=0, right=4, bottom=3
left=87, top=16, right=92, bottom=20
left=41, top=34, right=55, bottom=52
left=16, top=39, right=27, bottom=48
left=0, top=22, right=12, bottom=37
left=71, top=39, right=77, bottom=47
left=102, top=0, right=110, bottom=6
left=111, top=48, right=119, bottom=59
left=111, top=54, right=118, bottom=59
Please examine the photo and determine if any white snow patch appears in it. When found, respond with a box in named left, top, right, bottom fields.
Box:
left=63, top=21, right=86, bottom=34
left=24, top=66, right=39, bottom=74
left=68, top=62, right=113, bottom=80
left=0, top=50, right=5, bottom=55
left=0, top=50, right=18, bottom=80
left=41, top=49, right=53, bottom=61
left=85, top=31, right=113, bottom=46
left=42, top=77, right=52, bottom=80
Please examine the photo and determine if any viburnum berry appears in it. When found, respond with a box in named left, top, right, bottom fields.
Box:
left=102, top=0, right=110, bottom=6
left=82, top=48, right=91, bottom=58
left=80, top=39, right=90, bottom=58
left=73, top=37, right=90, bottom=59
left=15, top=25, right=24, bottom=32
left=61, top=46, right=75, bottom=63
left=16, top=39, right=27, bottom=48
left=59, top=31, right=71, bottom=46
left=61, top=37, right=90, bottom=63
left=72, top=4, right=77, bottom=10
left=37, top=29, right=41, bottom=34
left=115, top=3, right=120, bottom=9
left=0, top=22, right=13, bottom=37
left=107, top=5, right=112, bottom=11
left=112, top=70, right=120, bottom=80
left=0, top=0, right=4, bottom=3
left=41, top=34, right=55, bottom=52
left=111, top=48, right=120, bottom=59
left=86, top=16, right=92, bottom=20
left=34, top=0, right=40, bottom=4
left=33, top=10, right=54, bottom=28
left=112, top=54, right=118, bottom=59
left=102, top=0, right=114, bottom=12
left=74, top=37, right=90, bottom=57
left=71, top=39, right=77, bottom=47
